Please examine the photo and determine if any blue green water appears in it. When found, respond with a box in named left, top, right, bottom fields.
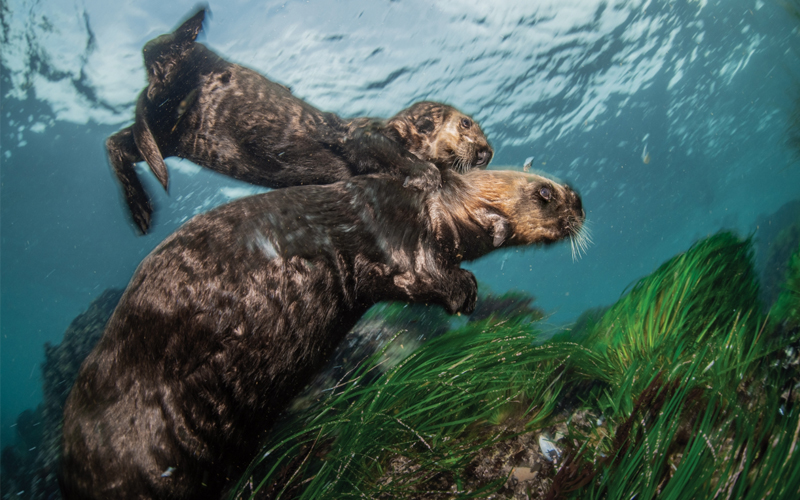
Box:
left=1, top=0, right=799, bottom=451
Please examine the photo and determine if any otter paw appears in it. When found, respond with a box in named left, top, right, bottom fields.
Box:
left=444, top=270, right=478, bottom=315
left=403, top=162, right=441, bottom=192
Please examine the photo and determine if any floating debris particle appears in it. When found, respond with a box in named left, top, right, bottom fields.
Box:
left=523, top=156, right=534, bottom=172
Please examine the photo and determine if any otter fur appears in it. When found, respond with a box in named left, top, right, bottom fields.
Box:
left=60, top=168, right=582, bottom=499
left=108, top=8, right=493, bottom=234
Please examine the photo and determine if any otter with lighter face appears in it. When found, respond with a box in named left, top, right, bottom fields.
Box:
left=60, top=168, right=582, bottom=500
left=384, top=101, right=493, bottom=174
left=108, top=9, right=493, bottom=234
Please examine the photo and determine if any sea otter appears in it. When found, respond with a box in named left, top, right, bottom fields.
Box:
left=108, top=8, right=493, bottom=234
left=60, top=168, right=583, bottom=500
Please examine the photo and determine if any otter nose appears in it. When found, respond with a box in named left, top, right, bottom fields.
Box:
left=475, top=148, right=492, bottom=167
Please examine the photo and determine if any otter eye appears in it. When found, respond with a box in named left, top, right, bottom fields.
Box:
left=539, top=186, right=552, bottom=201
left=460, top=117, right=472, bottom=129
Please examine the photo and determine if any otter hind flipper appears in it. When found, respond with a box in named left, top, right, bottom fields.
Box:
left=106, top=128, right=154, bottom=234
left=132, top=94, right=170, bottom=191
left=173, top=6, right=208, bottom=45
left=143, top=7, right=207, bottom=99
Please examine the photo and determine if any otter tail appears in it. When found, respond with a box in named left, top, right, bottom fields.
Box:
left=107, top=127, right=153, bottom=234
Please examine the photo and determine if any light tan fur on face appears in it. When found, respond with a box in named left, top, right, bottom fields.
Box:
left=385, top=102, right=493, bottom=173
left=430, top=110, right=488, bottom=173
left=428, top=170, right=584, bottom=260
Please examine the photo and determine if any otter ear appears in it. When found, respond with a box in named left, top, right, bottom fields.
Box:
left=414, top=116, right=436, bottom=135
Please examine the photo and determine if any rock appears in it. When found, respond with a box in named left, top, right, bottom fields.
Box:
left=0, top=289, right=122, bottom=500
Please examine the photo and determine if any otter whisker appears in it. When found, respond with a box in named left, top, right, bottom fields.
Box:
left=569, top=218, right=593, bottom=262
left=570, top=235, right=578, bottom=262
left=452, top=156, right=464, bottom=174
left=577, top=229, right=590, bottom=256
left=458, top=157, right=469, bottom=174
left=453, top=139, right=475, bottom=173
left=580, top=228, right=593, bottom=259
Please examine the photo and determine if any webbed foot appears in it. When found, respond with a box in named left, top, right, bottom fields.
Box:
left=107, top=128, right=153, bottom=234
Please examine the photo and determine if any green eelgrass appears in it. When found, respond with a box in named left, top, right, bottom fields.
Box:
left=557, top=233, right=798, bottom=499
left=770, top=241, right=800, bottom=331
left=233, top=322, right=574, bottom=499
left=232, top=232, right=800, bottom=499
left=578, top=233, right=760, bottom=381
left=575, top=339, right=800, bottom=500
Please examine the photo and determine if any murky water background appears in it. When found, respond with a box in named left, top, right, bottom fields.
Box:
left=2, top=0, right=799, bottom=449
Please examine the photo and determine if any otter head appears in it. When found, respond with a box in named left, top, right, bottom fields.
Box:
left=143, top=8, right=206, bottom=101
left=435, top=170, right=586, bottom=261
left=484, top=171, right=585, bottom=249
left=386, top=102, right=494, bottom=173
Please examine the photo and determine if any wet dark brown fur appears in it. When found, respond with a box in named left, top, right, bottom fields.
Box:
left=59, top=168, right=583, bottom=500
left=108, top=9, right=493, bottom=234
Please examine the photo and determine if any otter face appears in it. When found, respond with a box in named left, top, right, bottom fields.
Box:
left=506, top=175, right=585, bottom=247
left=387, top=102, right=494, bottom=173
left=459, top=170, right=586, bottom=254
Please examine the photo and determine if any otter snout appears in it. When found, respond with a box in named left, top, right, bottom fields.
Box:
left=475, top=147, right=493, bottom=168
left=558, top=185, right=591, bottom=260
left=565, top=185, right=583, bottom=219
left=558, top=185, right=584, bottom=234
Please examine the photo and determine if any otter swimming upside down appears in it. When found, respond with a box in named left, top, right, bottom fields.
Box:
left=107, top=8, right=493, bottom=234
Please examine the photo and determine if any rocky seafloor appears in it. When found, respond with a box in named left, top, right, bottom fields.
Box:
left=1, top=289, right=123, bottom=500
